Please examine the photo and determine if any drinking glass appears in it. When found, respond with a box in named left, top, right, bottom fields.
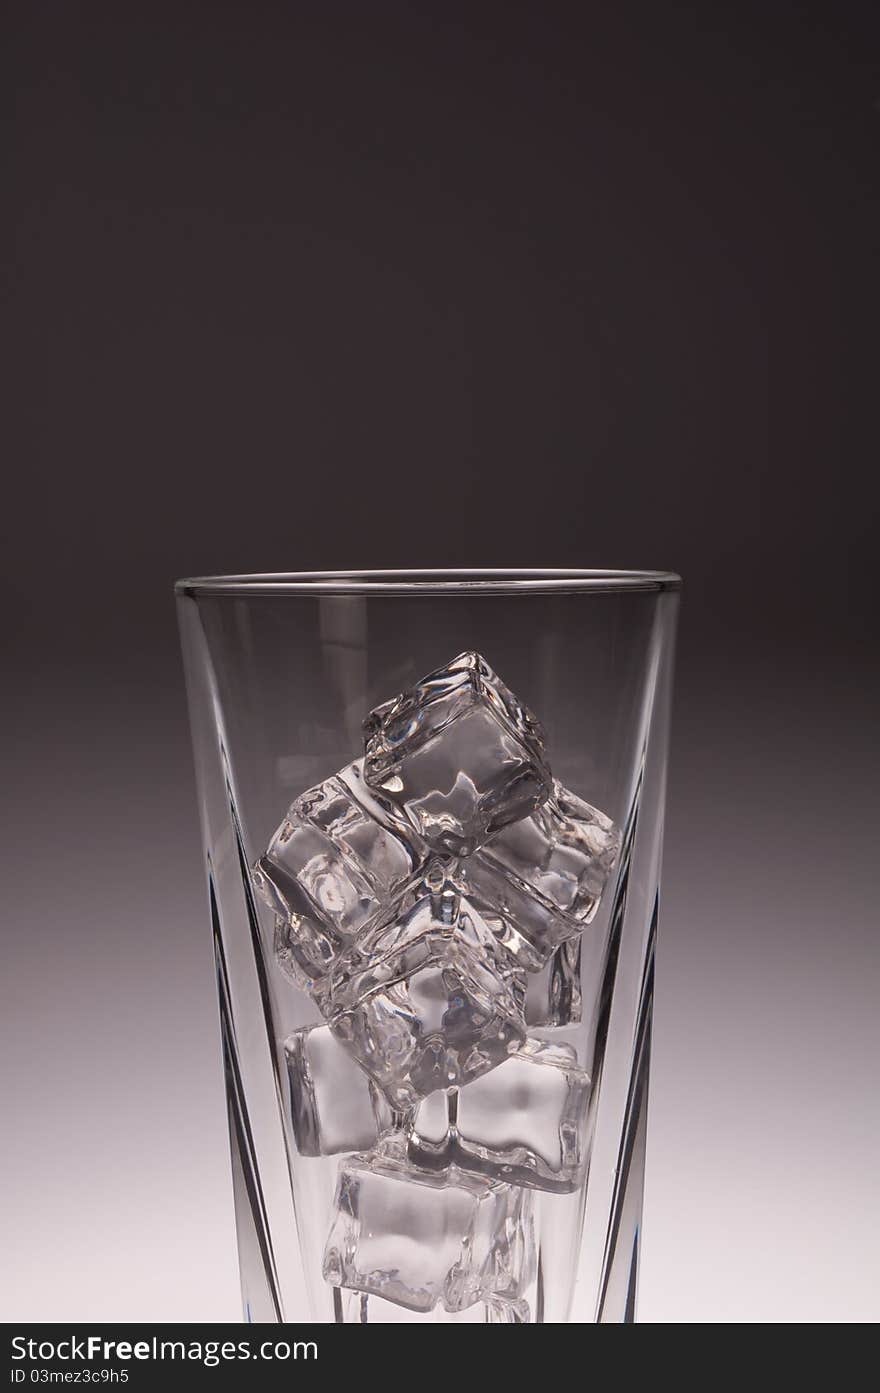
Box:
left=176, top=570, right=680, bottom=1323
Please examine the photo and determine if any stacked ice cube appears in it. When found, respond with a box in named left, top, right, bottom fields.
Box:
left=254, top=651, right=619, bottom=1320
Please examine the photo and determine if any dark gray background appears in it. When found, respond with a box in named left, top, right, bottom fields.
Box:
left=4, top=2, right=878, bottom=1320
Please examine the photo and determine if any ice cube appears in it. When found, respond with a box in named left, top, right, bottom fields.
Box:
left=335, top=758, right=429, bottom=882
left=334, top=1291, right=511, bottom=1323
left=525, top=939, right=583, bottom=1028
left=456, top=856, right=571, bottom=973
left=322, top=1145, right=535, bottom=1314
left=363, top=652, right=552, bottom=856
left=485, top=1299, right=531, bottom=1323
left=459, top=781, right=619, bottom=970
left=327, top=863, right=527, bottom=1109
left=482, top=780, right=619, bottom=922
left=272, top=912, right=334, bottom=999
left=284, top=1023, right=399, bottom=1157
left=254, top=764, right=426, bottom=993
left=408, top=1039, right=591, bottom=1193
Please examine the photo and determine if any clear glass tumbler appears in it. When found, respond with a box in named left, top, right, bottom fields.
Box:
left=176, top=570, right=680, bottom=1324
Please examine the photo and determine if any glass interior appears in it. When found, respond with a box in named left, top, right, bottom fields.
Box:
left=178, top=581, right=678, bottom=1322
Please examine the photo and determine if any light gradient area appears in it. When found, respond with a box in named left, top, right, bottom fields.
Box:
left=643, top=649, right=879, bottom=1322
left=0, top=672, right=239, bottom=1323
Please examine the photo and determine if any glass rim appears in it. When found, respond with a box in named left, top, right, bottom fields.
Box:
left=175, top=568, right=682, bottom=597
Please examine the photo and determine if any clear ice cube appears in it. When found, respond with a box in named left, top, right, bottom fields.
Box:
left=272, top=912, right=334, bottom=999
left=363, top=651, right=552, bottom=856
left=525, top=939, right=583, bottom=1028
left=459, top=781, right=619, bottom=970
left=408, top=1039, right=591, bottom=1193
left=254, top=762, right=425, bottom=995
left=284, top=1023, right=398, bottom=1157
left=484, top=779, right=619, bottom=922
left=327, top=863, right=527, bottom=1109
left=322, top=1144, right=535, bottom=1314
left=335, top=1290, right=523, bottom=1323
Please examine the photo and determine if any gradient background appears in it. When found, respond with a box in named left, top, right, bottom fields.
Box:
left=4, top=2, right=878, bottom=1322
